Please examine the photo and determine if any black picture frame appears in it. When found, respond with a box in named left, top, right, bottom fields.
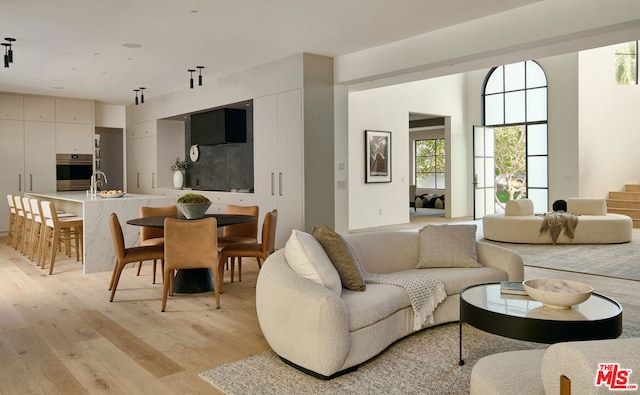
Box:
left=365, top=130, right=391, bottom=183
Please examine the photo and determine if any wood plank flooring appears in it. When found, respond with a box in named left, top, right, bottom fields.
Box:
left=1, top=220, right=639, bottom=393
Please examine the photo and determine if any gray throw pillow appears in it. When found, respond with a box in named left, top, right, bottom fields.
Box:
left=417, top=224, right=480, bottom=268
left=313, top=225, right=366, bottom=292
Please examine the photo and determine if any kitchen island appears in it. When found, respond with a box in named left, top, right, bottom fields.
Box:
left=26, top=192, right=175, bottom=274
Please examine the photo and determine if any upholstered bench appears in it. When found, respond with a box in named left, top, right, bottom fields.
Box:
left=470, top=349, right=546, bottom=395
left=471, top=337, right=640, bottom=395
left=483, top=198, right=632, bottom=244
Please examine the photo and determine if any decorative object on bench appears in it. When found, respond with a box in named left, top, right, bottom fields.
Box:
left=522, top=278, right=593, bottom=309
left=483, top=198, right=632, bottom=244
left=256, top=226, right=524, bottom=378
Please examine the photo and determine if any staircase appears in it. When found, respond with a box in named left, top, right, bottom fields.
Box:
left=607, top=184, right=640, bottom=228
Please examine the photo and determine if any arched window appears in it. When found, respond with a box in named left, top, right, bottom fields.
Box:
left=480, top=60, right=548, bottom=212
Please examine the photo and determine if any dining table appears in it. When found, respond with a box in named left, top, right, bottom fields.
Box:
left=126, top=213, right=256, bottom=294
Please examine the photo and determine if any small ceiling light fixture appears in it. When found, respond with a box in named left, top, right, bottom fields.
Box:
left=139, top=87, right=145, bottom=104
left=134, top=89, right=140, bottom=105
left=188, top=69, right=195, bottom=89
left=2, top=37, right=15, bottom=68
left=197, top=66, right=205, bottom=86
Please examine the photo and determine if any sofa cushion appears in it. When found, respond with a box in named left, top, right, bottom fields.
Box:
left=341, top=283, right=410, bottom=331
left=312, top=225, right=366, bottom=292
left=505, top=199, right=534, bottom=216
left=417, top=224, right=480, bottom=268
left=284, top=230, right=342, bottom=295
left=567, top=198, right=606, bottom=215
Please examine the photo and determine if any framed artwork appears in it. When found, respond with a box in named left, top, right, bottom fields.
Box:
left=365, top=130, right=391, bottom=183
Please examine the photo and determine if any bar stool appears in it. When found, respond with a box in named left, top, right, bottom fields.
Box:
left=6, top=195, right=16, bottom=245
left=28, top=198, right=44, bottom=262
left=20, top=197, right=34, bottom=255
left=39, top=200, right=84, bottom=275
left=12, top=195, right=25, bottom=250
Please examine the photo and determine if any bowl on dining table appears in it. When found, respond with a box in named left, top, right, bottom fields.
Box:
left=177, top=202, right=211, bottom=219
left=523, top=278, right=593, bottom=309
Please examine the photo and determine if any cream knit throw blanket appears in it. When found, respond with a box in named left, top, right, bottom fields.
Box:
left=362, top=271, right=447, bottom=331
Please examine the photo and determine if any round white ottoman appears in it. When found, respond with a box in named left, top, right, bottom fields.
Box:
left=470, top=349, right=546, bottom=395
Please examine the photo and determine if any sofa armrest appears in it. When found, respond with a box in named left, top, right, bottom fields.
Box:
left=476, top=241, right=524, bottom=281
left=541, top=338, right=640, bottom=394
left=256, top=250, right=350, bottom=377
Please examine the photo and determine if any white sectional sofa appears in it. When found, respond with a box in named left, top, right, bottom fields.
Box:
left=255, top=227, right=524, bottom=378
left=483, top=198, right=632, bottom=244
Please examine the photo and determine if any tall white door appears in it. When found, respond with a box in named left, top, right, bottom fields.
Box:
left=24, top=121, right=56, bottom=192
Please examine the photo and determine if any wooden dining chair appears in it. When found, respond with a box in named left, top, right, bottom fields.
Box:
left=108, top=213, right=164, bottom=302
left=217, top=204, right=259, bottom=280
left=217, top=209, right=277, bottom=293
left=163, top=217, right=220, bottom=311
left=136, top=205, right=177, bottom=284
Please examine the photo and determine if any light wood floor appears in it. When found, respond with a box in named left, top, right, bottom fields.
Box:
left=1, top=219, right=638, bottom=393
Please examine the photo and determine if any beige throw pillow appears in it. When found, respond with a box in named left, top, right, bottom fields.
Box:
left=313, top=225, right=366, bottom=292
left=417, top=224, right=481, bottom=268
left=284, top=230, right=342, bottom=295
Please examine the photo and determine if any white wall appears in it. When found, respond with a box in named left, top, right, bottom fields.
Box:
left=349, top=51, right=586, bottom=230
left=348, top=74, right=466, bottom=230
left=578, top=45, right=640, bottom=196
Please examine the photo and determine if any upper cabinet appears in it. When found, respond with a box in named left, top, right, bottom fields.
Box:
left=55, top=123, right=93, bottom=154
left=55, top=98, right=94, bottom=124
left=0, top=93, right=24, bottom=120
left=24, top=96, right=56, bottom=122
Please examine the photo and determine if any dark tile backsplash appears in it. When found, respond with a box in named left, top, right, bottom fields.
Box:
left=185, top=107, right=254, bottom=192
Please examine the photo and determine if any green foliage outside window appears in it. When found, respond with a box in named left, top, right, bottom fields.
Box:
left=615, top=41, right=637, bottom=85
left=494, top=126, right=526, bottom=208
left=415, top=139, right=445, bottom=188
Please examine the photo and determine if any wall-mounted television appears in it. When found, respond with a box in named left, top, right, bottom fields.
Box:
left=190, top=108, right=247, bottom=145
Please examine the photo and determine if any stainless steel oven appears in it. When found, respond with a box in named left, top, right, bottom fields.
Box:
left=56, top=154, right=93, bottom=191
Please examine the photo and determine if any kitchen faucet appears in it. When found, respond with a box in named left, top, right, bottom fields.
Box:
left=90, top=171, right=108, bottom=196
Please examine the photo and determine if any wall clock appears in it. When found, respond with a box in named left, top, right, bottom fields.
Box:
left=189, top=144, right=199, bottom=162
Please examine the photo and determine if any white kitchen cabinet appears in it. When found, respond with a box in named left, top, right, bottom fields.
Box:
left=0, top=119, right=56, bottom=234
left=127, top=135, right=157, bottom=194
left=24, top=121, right=56, bottom=192
left=0, top=93, right=24, bottom=120
left=24, top=96, right=55, bottom=122
left=55, top=98, right=93, bottom=124
left=254, top=89, right=303, bottom=247
left=55, top=122, right=93, bottom=154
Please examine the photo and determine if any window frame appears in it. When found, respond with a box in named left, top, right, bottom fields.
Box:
left=414, top=138, right=445, bottom=189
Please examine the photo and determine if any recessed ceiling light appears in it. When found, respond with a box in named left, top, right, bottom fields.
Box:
left=52, top=86, right=64, bottom=90
left=122, top=42, right=142, bottom=49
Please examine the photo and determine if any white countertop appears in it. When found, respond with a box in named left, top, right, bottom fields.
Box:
left=26, top=191, right=171, bottom=204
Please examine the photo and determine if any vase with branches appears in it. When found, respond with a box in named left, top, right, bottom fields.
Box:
left=171, top=157, right=188, bottom=189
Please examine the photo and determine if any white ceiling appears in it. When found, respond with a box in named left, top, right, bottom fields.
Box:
left=0, top=0, right=539, bottom=104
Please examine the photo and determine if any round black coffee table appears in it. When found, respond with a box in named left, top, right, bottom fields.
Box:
left=458, top=282, right=622, bottom=365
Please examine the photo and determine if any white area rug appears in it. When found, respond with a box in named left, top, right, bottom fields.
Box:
left=200, top=322, right=639, bottom=394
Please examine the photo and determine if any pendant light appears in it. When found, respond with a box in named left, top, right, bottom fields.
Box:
left=188, top=69, right=195, bottom=89
left=5, top=38, right=15, bottom=63
left=197, top=66, right=204, bottom=86
left=134, top=89, right=140, bottom=105
left=139, top=87, right=145, bottom=103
